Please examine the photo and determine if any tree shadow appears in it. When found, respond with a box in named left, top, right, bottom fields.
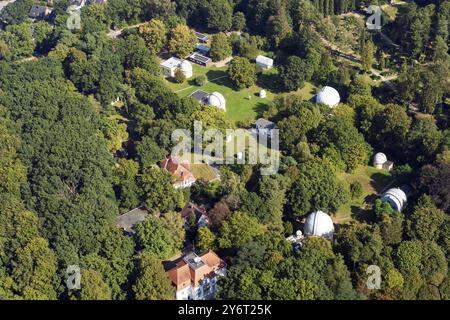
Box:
left=350, top=205, right=375, bottom=223
left=254, top=102, right=270, bottom=118
left=206, top=69, right=228, bottom=81
left=256, top=72, right=284, bottom=93
left=370, top=172, right=393, bottom=194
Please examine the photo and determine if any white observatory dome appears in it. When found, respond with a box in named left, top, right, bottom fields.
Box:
left=381, top=188, right=407, bottom=212
left=373, top=152, right=387, bottom=166
left=303, top=210, right=334, bottom=239
left=316, top=86, right=341, bottom=108
left=208, top=92, right=226, bottom=110
left=180, top=60, right=193, bottom=78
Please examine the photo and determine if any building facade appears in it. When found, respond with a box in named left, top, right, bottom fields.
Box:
left=166, top=251, right=226, bottom=300
left=160, top=156, right=196, bottom=189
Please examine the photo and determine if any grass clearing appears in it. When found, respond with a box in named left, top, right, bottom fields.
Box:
left=165, top=64, right=287, bottom=125
left=191, top=163, right=219, bottom=182
left=166, top=64, right=276, bottom=124
left=334, top=166, right=394, bottom=224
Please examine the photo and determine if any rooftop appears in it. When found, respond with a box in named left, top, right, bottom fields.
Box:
left=116, top=207, right=148, bottom=234
left=255, top=118, right=276, bottom=129
left=166, top=251, right=225, bottom=290
left=189, top=52, right=212, bottom=64
left=189, top=89, right=210, bottom=103
left=29, top=5, right=53, bottom=18
left=161, top=57, right=183, bottom=69
left=195, top=32, right=209, bottom=41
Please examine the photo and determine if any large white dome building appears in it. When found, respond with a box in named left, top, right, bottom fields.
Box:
left=180, top=60, right=193, bottom=78
left=208, top=92, right=226, bottom=110
left=316, top=86, right=341, bottom=108
left=303, top=210, right=335, bottom=240
left=381, top=188, right=408, bottom=212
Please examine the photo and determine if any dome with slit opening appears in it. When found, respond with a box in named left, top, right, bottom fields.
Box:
left=373, top=152, right=387, bottom=166
left=208, top=92, right=226, bottom=110
left=381, top=188, right=408, bottom=212
left=303, top=210, right=334, bottom=240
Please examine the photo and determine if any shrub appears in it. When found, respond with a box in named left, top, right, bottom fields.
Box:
left=195, top=75, right=207, bottom=86
left=174, top=68, right=186, bottom=83
left=350, top=181, right=363, bottom=199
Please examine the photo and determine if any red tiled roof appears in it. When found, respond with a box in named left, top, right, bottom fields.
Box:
left=166, top=251, right=224, bottom=290
left=160, top=156, right=196, bottom=183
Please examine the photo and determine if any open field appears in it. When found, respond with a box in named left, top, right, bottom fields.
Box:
left=191, top=163, right=220, bottom=182
left=165, top=64, right=277, bottom=124
left=334, top=166, right=395, bottom=224
left=165, top=64, right=316, bottom=124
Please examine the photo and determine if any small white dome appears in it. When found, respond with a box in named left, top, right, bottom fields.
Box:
left=208, top=92, right=226, bottom=110
left=373, top=152, right=387, bottom=165
left=260, top=90, right=267, bottom=98
left=303, top=210, right=334, bottom=239
left=316, top=86, right=340, bottom=108
left=381, top=188, right=407, bottom=212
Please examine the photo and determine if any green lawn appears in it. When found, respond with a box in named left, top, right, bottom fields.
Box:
left=293, top=82, right=317, bottom=101
left=334, top=166, right=395, bottom=224
left=164, top=62, right=317, bottom=125
left=191, top=163, right=219, bottom=182
left=165, top=64, right=280, bottom=125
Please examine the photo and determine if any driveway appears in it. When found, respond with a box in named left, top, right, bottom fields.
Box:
left=0, top=0, right=16, bottom=12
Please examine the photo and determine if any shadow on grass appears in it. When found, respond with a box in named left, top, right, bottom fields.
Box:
left=370, top=172, right=393, bottom=194
left=254, top=102, right=270, bottom=118
left=350, top=205, right=375, bottom=223
left=256, top=72, right=284, bottom=93
left=206, top=69, right=228, bottom=81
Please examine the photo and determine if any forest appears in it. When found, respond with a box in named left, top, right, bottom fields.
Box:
left=0, top=0, right=449, bottom=300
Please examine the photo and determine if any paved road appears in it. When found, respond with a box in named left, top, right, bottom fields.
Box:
left=107, top=22, right=147, bottom=39
left=0, top=0, right=16, bottom=12
left=322, top=35, right=398, bottom=91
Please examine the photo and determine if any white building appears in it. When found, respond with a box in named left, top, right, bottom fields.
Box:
left=286, top=230, right=305, bottom=251
left=316, top=86, right=341, bottom=108
left=373, top=152, right=394, bottom=171
left=160, top=156, right=196, bottom=189
left=167, top=251, right=226, bottom=300
left=189, top=90, right=226, bottom=111
left=303, top=210, right=335, bottom=240
left=381, top=188, right=408, bottom=212
left=208, top=92, right=226, bottom=110
left=256, top=55, right=273, bottom=69
left=160, top=57, right=193, bottom=79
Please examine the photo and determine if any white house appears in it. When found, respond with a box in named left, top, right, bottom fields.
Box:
left=167, top=251, right=226, bottom=300
left=160, top=156, right=196, bottom=189
left=256, top=55, right=273, bottom=69
left=160, top=57, right=193, bottom=79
